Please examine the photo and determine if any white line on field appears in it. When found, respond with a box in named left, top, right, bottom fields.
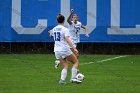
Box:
left=79, top=55, right=128, bottom=65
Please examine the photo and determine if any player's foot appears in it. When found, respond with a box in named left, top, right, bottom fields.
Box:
left=70, top=78, right=82, bottom=83
left=59, top=79, right=66, bottom=84
left=55, top=60, right=60, bottom=69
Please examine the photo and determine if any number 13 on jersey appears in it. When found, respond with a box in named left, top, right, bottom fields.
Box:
left=54, top=32, right=61, bottom=41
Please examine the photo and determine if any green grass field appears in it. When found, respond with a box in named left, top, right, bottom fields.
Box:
left=0, top=54, right=140, bottom=93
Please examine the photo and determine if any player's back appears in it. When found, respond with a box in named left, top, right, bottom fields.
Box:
left=52, top=25, right=70, bottom=52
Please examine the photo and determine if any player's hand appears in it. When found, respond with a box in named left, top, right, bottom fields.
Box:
left=73, top=48, right=78, bottom=55
left=71, top=9, right=74, bottom=13
left=49, top=30, right=53, bottom=37
left=85, top=34, right=89, bottom=37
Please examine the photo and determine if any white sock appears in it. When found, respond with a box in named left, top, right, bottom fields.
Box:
left=71, top=68, right=78, bottom=79
left=61, top=69, right=67, bottom=81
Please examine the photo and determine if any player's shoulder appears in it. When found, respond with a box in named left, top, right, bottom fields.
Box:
left=52, top=25, right=58, bottom=30
left=62, top=26, right=69, bottom=32
left=71, top=21, right=82, bottom=25
left=53, top=25, right=69, bottom=32
left=77, top=21, right=82, bottom=25
left=53, top=25, right=63, bottom=30
left=71, top=21, right=74, bottom=24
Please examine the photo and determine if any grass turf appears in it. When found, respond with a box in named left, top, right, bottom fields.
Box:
left=0, top=54, right=139, bottom=93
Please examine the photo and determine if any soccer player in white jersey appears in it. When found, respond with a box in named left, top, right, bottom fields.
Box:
left=50, top=14, right=81, bottom=84
left=67, top=9, right=89, bottom=58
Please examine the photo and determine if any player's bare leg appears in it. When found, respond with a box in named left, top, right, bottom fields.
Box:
left=59, top=58, right=68, bottom=84
left=66, top=54, right=81, bottom=83
left=70, top=48, right=79, bottom=58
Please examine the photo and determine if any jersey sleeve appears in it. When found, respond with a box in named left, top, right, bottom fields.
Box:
left=79, top=22, right=82, bottom=27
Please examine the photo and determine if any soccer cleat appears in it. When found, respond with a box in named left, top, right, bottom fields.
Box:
left=59, top=79, right=66, bottom=84
left=70, top=78, right=82, bottom=83
left=55, top=60, right=60, bottom=69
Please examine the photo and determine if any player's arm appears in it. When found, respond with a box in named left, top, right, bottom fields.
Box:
left=65, top=36, right=78, bottom=54
left=48, top=30, right=53, bottom=37
left=67, top=9, right=74, bottom=25
left=81, top=25, right=89, bottom=37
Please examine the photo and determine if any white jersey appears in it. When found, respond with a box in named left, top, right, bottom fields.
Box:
left=69, top=21, right=82, bottom=43
left=52, top=25, right=70, bottom=52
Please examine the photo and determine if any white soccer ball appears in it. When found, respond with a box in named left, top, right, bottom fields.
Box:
left=76, top=73, right=85, bottom=81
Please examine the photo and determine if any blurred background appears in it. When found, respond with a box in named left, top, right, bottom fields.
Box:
left=0, top=0, right=140, bottom=54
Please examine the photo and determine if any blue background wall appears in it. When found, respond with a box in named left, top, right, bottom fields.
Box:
left=0, top=0, right=140, bottom=42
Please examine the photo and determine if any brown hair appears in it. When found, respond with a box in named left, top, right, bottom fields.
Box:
left=72, top=14, right=78, bottom=18
left=57, top=14, right=65, bottom=23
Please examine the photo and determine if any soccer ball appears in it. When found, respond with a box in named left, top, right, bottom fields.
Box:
left=76, top=73, right=85, bottom=81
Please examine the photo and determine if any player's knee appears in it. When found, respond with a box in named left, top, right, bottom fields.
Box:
left=73, top=61, right=79, bottom=68
left=73, top=61, right=79, bottom=65
left=76, top=54, right=79, bottom=58
left=64, top=63, right=69, bottom=69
